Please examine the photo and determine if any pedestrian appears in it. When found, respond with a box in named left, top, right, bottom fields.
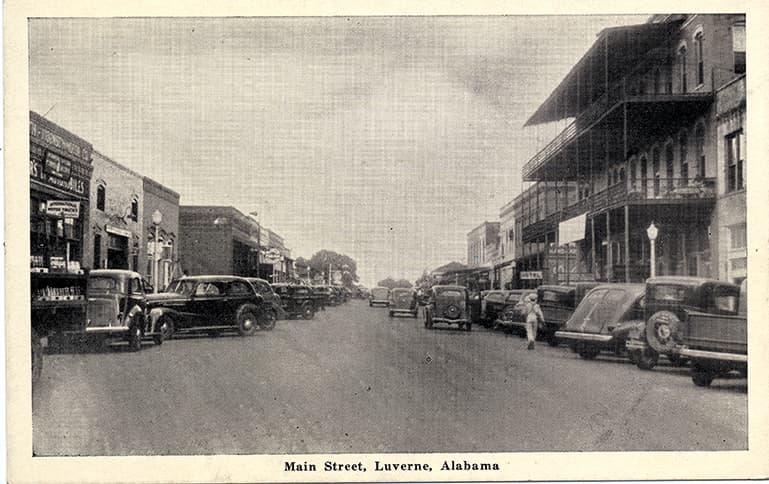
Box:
left=523, top=292, right=544, bottom=350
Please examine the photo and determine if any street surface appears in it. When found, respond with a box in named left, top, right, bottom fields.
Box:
left=33, top=300, right=747, bottom=455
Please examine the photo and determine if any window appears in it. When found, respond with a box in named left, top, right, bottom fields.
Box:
left=695, top=123, right=706, bottom=177
left=130, top=198, right=139, bottom=222
left=694, top=31, right=704, bottom=86
left=652, top=147, right=661, bottom=196
left=640, top=155, right=648, bottom=194
left=726, top=130, right=744, bottom=192
left=733, top=23, right=745, bottom=74
left=678, top=45, right=688, bottom=93
left=653, top=68, right=661, bottom=94
left=679, top=131, right=689, bottom=184
left=130, top=278, right=142, bottom=294
left=227, top=281, right=253, bottom=296
left=96, top=185, right=106, bottom=211
left=93, top=233, right=102, bottom=269
left=730, top=224, right=747, bottom=249
left=665, top=143, right=674, bottom=191
left=629, top=158, right=637, bottom=189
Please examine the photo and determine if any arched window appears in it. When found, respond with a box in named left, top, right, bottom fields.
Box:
left=96, top=184, right=106, bottom=211
left=694, top=31, right=705, bottom=86
left=665, top=142, right=675, bottom=190
left=679, top=131, right=689, bottom=184
left=652, top=147, right=661, bottom=196
left=678, top=45, right=688, bottom=93
left=130, top=197, right=139, bottom=222
left=695, top=123, right=706, bottom=178
left=629, top=157, right=638, bottom=190
left=640, top=155, right=648, bottom=196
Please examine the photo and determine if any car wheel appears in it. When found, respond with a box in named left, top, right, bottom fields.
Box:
left=667, top=354, right=688, bottom=367
left=692, top=369, right=714, bottom=387
left=635, top=348, right=659, bottom=370
left=128, top=324, right=142, bottom=352
left=465, top=322, right=472, bottom=332
left=578, top=347, right=598, bottom=360
left=152, top=333, right=164, bottom=345
left=159, top=317, right=175, bottom=341
left=236, top=304, right=259, bottom=336
left=301, top=302, right=315, bottom=320
left=31, top=330, right=43, bottom=386
left=259, top=308, right=277, bottom=331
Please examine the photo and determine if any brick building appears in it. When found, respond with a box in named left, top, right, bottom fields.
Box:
left=143, top=176, right=181, bottom=290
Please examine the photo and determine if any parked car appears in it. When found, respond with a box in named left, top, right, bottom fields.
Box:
left=245, top=277, right=288, bottom=330
left=388, top=288, right=418, bottom=318
left=480, top=290, right=509, bottom=327
left=424, top=285, right=472, bottom=331
left=86, top=269, right=165, bottom=349
left=625, top=277, right=746, bottom=383
left=555, top=284, right=646, bottom=360
left=369, top=286, right=391, bottom=307
left=537, top=282, right=599, bottom=345
left=272, top=283, right=318, bottom=319
left=493, top=290, right=528, bottom=333
left=146, top=275, right=264, bottom=338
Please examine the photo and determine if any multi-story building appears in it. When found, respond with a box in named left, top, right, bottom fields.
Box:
left=86, top=151, right=144, bottom=273
left=467, top=221, right=499, bottom=289
left=494, top=198, right=517, bottom=289
left=520, top=14, right=746, bottom=283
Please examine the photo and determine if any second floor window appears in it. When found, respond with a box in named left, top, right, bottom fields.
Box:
left=733, top=23, right=745, bottom=74
left=695, top=123, right=706, bottom=178
left=678, top=46, right=688, bottom=93
left=130, top=198, right=139, bottom=222
left=679, top=132, right=689, bottom=183
left=96, top=185, right=106, bottom=211
left=695, top=32, right=705, bottom=86
left=726, top=129, right=744, bottom=192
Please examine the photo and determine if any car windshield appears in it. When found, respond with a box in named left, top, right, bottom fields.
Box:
left=437, top=290, right=463, bottom=298
left=651, top=284, right=687, bottom=303
left=372, top=289, right=389, bottom=298
left=506, top=293, right=523, bottom=303
left=89, top=276, right=122, bottom=293
left=165, top=280, right=196, bottom=296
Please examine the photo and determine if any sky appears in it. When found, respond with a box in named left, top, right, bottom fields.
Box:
left=29, top=15, right=647, bottom=287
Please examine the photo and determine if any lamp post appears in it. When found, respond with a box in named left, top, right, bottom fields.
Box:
left=646, top=222, right=658, bottom=278
left=151, top=210, right=163, bottom=293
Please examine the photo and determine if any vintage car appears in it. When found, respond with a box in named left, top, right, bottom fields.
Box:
left=480, top=290, right=510, bottom=327
left=493, top=290, right=530, bottom=334
left=369, top=286, right=391, bottom=307
left=245, top=277, right=288, bottom=329
left=272, top=283, right=318, bottom=319
left=536, top=282, right=599, bottom=345
left=625, top=277, right=746, bottom=384
left=555, top=284, right=646, bottom=360
left=424, top=285, right=472, bottom=331
left=388, top=288, right=418, bottom=318
left=146, top=275, right=265, bottom=338
left=85, top=269, right=165, bottom=349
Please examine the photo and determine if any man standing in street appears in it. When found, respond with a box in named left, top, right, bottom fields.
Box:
left=524, top=292, right=544, bottom=350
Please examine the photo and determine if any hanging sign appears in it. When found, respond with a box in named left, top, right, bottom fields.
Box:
left=46, top=200, right=80, bottom=218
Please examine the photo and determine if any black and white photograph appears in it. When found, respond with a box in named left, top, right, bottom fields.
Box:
left=5, top=2, right=769, bottom=483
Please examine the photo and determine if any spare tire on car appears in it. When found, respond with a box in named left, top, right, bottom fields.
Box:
left=645, top=310, right=681, bottom=353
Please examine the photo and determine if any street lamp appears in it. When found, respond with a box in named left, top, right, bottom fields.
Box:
left=646, top=222, right=659, bottom=278
left=152, top=210, right=163, bottom=293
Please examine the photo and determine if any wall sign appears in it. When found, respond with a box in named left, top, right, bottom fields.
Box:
left=520, top=271, right=543, bottom=280
left=46, top=200, right=80, bottom=218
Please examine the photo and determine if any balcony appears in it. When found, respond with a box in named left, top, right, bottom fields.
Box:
left=520, top=178, right=715, bottom=242
left=523, top=76, right=714, bottom=181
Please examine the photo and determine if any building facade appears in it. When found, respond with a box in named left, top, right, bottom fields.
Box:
left=520, top=14, right=746, bottom=284
left=29, top=111, right=93, bottom=272
left=494, top=198, right=517, bottom=289
left=179, top=206, right=261, bottom=277
left=86, top=151, right=144, bottom=272
left=466, top=221, right=500, bottom=290
left=143, top=176, right=181, bottom=290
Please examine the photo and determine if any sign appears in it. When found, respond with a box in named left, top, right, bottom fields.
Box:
left=520, top=271, right=543, bottom=280
left=46, top=200, right=80, bottom=218
left=106, top=225, right=133, bottom=238
left=262, top=248, right=282, bottom=264
left=558, top=214, right=587, bottom=245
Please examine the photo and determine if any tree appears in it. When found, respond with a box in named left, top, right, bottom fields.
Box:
left=308, top=250, right=359, bottom=287
left=377, top=277, right=413, bottom=289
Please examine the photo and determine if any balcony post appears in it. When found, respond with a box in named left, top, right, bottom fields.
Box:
left=624, top=205, right=630, bottom=283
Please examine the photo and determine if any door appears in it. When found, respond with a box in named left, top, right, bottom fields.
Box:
left=224, top=280, right=257, bottom=324
left=190, top=281, right=228, bottom=326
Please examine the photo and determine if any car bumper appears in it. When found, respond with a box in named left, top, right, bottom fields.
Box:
left=370, top=300, right=389, bottom=306
left=85, top=326, right=130, bottom=334
left=555, top=330, right=614, bottom=343
left=678, top=348, right=747, bottom=363
left=391, top=308, right=417, bottom=313
left=625, top=339, right=649, bottom=352
left=432, top=318, right=469, bottom=324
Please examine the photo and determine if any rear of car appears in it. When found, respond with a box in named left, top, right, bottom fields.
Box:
left=424, top=285, right=472, bottom=331
left=555, top=284, right=645, bottom=360
left=388, top=288, right=418, bottom=318
left=481, top=290, right=509, bottom=327
left=370, top=287, right=391, bottom=307
left=537, top=285, right=576, bottom=345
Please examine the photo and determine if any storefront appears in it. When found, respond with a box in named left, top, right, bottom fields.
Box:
left=29, top=112, right=93, bottom=273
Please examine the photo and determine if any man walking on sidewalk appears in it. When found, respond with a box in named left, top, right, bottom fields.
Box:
left=523, top=292, right=544, bottom=350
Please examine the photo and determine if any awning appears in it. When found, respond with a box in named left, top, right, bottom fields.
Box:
left=524, top=19, right=683, bottom=127
left=558, top=214, right=586, bottom=245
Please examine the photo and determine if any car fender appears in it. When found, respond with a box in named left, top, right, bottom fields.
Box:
left=126, top=304, right=144, bottom=329
left=147, top=306, right=180, bottom=334
left=265, top=301, right=288, bottom=320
